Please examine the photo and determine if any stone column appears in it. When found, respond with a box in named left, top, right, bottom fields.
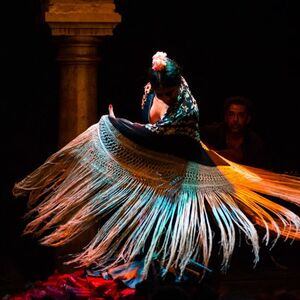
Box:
left=56, top=36, right=100, bottom=146
left=41, top=0, right=121, bottom=272
left=44, top=0, right=121, bottom=147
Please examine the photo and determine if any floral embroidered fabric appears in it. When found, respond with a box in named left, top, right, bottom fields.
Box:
left=141, top=77, right=201, bottom=142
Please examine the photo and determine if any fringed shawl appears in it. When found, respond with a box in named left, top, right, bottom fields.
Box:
left=13, top=115, right=300, bottom=279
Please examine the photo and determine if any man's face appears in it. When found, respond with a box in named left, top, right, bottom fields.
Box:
left=224, top=104, right=250, bottom=133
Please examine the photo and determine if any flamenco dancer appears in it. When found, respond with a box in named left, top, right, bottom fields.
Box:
left=9, top=51, right=300, bottom=299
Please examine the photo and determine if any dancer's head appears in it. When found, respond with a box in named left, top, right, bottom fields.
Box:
left=148, top=51, right=182, bottom=105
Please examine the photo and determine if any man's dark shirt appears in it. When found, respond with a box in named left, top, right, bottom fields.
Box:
left=200, top=122, right=269, bottom=168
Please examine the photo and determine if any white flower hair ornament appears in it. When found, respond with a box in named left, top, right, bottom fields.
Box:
left=152, top=51, right=168, bottom=71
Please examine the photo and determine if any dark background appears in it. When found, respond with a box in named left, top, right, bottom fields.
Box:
left=1, top=0, right=299, bottom=295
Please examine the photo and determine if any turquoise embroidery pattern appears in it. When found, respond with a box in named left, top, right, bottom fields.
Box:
left=143, top=78, right=201, bottom=142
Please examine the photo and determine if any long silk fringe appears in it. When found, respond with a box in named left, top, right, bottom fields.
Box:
left=13, top=115, right=300, bottom=278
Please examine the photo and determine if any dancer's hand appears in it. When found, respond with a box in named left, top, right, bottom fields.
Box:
left=108, top=104, right=115, bottom=118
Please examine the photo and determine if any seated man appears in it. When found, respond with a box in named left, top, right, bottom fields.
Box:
left=200, top=96, right=269, bottom=168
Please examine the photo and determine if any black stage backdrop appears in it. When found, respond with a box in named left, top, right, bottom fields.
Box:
left=1, top=0, right=299, bottom=294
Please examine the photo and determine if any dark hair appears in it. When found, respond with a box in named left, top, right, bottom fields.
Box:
left=224, top=96, right=253, bottom=114
left=148, top=58, right=182, bottom=89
